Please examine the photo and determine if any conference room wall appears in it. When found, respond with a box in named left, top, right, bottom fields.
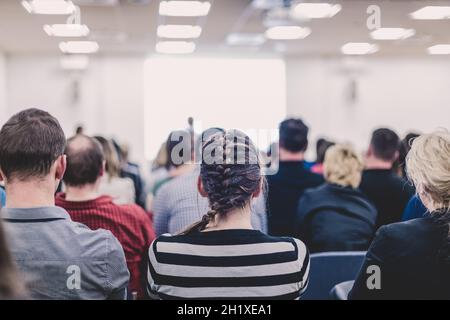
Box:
left=286, top=57, right=450, bottom=156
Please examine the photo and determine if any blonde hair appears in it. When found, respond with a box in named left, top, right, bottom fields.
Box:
left=323, top=144, right=364, bottom=188
left=406, top=130, right=450, bottom=212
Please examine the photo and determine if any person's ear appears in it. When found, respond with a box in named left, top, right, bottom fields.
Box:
left=393, top=150, right=400, bottom=162
left=55, top=155, right=66, bottom=180
left=197, top=176, right=208, bottom=197
left=99, top=160, right=106, bottom=178
left=252, top=178, right=263, bottom=198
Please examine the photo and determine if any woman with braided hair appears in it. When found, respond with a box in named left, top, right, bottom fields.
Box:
left=147, top=130, right=310, bottom=300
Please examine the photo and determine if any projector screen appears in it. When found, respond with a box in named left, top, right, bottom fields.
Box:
left=144, top=57, right=286, bottom=160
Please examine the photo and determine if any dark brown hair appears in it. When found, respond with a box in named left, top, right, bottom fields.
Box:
left=0, top=108, right=66, bottom=181
left=370, top=128, right=400, bottom=162
left=63, top=135, right=104, bottom=187
left=180, top=130, right=262, bottom=234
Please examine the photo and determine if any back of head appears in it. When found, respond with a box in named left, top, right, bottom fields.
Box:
left=0, top=108, right=66, bottom=182
left=165, top=130, right=193, bottom=170
left=316, top=139, right=335, bottom=164
left=406, top=130, right=450, bottom=212
left=324, top=144, right=364, bottom=189
left=370, top=128, right=400, bottom=162
left=194, top=127, right=225, bottom=163
left=181, top=130, right=262, bottom=234
left=279, top=118, right=309, bottom=153
left=94, top=136, right=120, bottom=178
left=64, top=135, right=104, bottom=187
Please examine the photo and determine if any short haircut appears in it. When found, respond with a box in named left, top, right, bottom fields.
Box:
left=63, top=135, right=104, bottom=187
left=279, top=118, right=309, bottom=153
left=324, top=144, right=364, bottom=188
left=370, top=128, right=400, bottom=162
left=0, top=108, right=66, bottom=181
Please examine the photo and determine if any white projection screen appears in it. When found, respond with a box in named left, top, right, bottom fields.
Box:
left=144, top=57, right=286, bottom=160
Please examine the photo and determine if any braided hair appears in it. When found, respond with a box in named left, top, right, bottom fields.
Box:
left=180, top=130, right=262, bottom=234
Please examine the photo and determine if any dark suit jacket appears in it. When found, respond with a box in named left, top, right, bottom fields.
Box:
left=267, top=161, right=324, bottom=237
left=349, top=210, right=450, bottom=300
left=296, top=183, right=377, bottom=253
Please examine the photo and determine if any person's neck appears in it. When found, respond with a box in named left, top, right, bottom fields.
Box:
left=5, top=179, right=56, bottom=208
left=279, top=148, right=305, bottom=162
left=170, top=163, right=195, bottom=177
left=65, top=183, right=100, bottom=202
left=365, top=157, right=393, bottom=170
left=205, top=207, right=253, bottom=231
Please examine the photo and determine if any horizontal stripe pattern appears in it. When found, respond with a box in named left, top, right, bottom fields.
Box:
left=147, top=229, right=309, bottom=300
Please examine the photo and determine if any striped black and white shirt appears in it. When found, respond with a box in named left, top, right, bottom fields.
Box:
left=147, top=229, right=310, bottom=300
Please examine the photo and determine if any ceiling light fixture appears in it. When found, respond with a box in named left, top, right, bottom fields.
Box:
left=370, top=28, right=415, bottom=40
left=157, top=25, right=202, bottom=39
left=59, top=41, right=99, bottom=54
left=341, top=42, right=378, bottom=55
left=291, top=2, right=341, bottom=19
left=265, top=26, right=311, bottom=40
left=22, top=0, right=76, bottom=15
left=159, top=1, right=211, bottom=17
left=428, top=44, right=450, bottom=55
left=410, top=6, right=450, bottom=20
left=44, top=24, right=89, bottom=37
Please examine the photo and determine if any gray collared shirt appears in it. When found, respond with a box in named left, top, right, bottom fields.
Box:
left=1, top=206, right=130, bottom=300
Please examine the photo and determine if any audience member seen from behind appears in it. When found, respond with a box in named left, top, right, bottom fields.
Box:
left=310, top=138, right=335, bottom=174
left=148, top=130, right=309, bottom=299
left=267, top=118, right=324, bottom=237
left=95, top=136, right=136, bottom=205
left=117, top=142, right=146, bottom=209
left=350, top=131, right=450, bottom=299
left=0, top=217, right=26, bottom=299
left=56, top=135, right=155, bottom=299
left=152, top=128, right=268, bottom=236
left=359, top=128, right=415, bottom=229
left=296, top=144, right=377, bottom=253
left=0, top=109, right=129, bottom=299
left=394, top=132, right=420, bottom=178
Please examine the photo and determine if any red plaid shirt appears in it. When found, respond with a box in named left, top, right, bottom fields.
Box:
left=56, top=193, right=155, bottom=299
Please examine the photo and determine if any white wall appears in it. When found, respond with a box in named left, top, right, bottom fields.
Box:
left=4, top=55, right=146, bottom=164
left=286, top=57, right=450, bottom=158
left=0, top=52, right=7, bottom=121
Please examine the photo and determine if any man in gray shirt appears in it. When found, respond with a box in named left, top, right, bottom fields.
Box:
left=0, top=108, right=129, bottom=299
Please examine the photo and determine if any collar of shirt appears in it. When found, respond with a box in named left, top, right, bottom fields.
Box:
left=55, top=193, right=114, bottom=210
left=1, top=206, right=71, bottom=221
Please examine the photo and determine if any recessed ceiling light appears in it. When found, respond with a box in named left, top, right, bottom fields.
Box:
left=341, top=42, right=378, bottom=55
left=60, top=55, right=89, bottom=70
left=428, top=44, right=450, bottom=55
left=159, top=1, right=211, bottom=17
left=44, top=24, right=90, bottom=37
left=226, top=33, right=266, bottom=46
left=155, top=41, right=196, bottom=54
left=370, top=28, right=415, bottom=40
left=59, top=41, right=99, bottom=54
left=410, top=6, right=450, bottom=20
left=291, top=3, right=341, bottom=19
left=265, top=26, right=311, bottom=40
left=22, top=0, right=76, bottom=15
left=157, top=25, right=202, bottom=39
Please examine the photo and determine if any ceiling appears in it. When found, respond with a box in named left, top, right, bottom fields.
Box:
left=1, top=0, right=450, bottom=57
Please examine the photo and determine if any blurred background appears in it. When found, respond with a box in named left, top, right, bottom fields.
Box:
left=0, top=0, right=449, bottom=166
